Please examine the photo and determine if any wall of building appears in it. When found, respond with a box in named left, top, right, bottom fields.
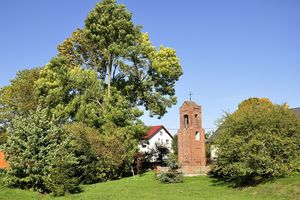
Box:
left=139, top=128, right=173, bottom=153
left=0, top=151, right=8, bottom=169
left=178, top=101, right=206, bottom=175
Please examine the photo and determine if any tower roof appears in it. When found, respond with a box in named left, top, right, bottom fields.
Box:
left=180, top=101, right=201, bottom=109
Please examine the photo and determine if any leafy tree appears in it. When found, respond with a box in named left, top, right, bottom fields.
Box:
left=1, top=0, right=182, bottom=193
left=0, top=68, right=40, bottom=128
left=58, top=0, right=182, bottom=117
left=35, top=56, right=147, bottom=179
left=4, top=109, right=81, bottom=195
left=210, top=98, right=300, bottom=186
left=35, top=57, right=145, bottom=129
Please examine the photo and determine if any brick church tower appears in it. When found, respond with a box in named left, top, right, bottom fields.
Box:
left=178, top=101, right=206, bottom=175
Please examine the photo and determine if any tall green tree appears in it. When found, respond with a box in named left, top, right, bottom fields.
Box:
left=35, top=56, right=147, bottom=178
left=58, top=0, right=182, bottom=117
left=211, top=98, right=300, bottom=186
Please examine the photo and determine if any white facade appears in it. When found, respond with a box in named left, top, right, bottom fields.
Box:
left=139, top=127, right=173, bottom=153
left=210, top=145, right=218, bottom=160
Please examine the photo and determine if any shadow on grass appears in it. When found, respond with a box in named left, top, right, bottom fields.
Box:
left=207, top=171, right=281, bottom=189
left=208, top=177, right=232, bottom=187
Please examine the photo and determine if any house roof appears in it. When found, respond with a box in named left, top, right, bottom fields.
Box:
left=146, top=125, right=173, bottom=139
left=206, top=128, right=220, bottom=144
left=291, top=107, right=300, bottom=117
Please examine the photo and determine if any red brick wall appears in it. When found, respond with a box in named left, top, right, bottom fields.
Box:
left=178, top=101, right=206, bottom=175
left=0, top=151, right=8, bottom=169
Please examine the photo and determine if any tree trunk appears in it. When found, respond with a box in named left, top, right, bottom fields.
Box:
left=107, top=56, right=112, bottom=97
left=107, top=65, right=111, bottom=97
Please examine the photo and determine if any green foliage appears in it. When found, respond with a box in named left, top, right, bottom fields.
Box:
left=211, top=98, right=300, bottom=186
left=91, top=123, right=144, bottom=180
left=157, top=154, right=183, bottom=184
left=0, top=68, right=40, bottom=129
left=45, top=147, right=80, bottom=196
left=0, top=130, right=7, bottom=146
left=58, top=0, right=182, bottom=117
left=4, top=109, right=80, bottom=195
left=171, top=134, right=178, bottom=156
left=205, top=143, right=211, bottom=162
left=147, top=143, right=170, bottom=166
left=1, top=0, right=181, bottom=196
left=63, top=123, right=100, bottom=184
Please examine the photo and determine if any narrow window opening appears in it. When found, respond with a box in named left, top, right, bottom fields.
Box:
left=184, top=115, right=189, bottom=128
left=195, top=132, right=200, bottom=141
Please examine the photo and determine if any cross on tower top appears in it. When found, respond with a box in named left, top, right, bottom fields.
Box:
left=189, top=91, right=193, bottom=101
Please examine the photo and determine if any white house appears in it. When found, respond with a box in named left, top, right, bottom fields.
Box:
left=138, top=125, right=173, bottom=153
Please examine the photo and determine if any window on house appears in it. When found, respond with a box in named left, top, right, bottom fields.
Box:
left=195, top=132, right=200, bottom=141
left=141, top=140, right=148, bottom=148
left=160, top=131, right=163, bottom=136
left=166, top=139, right=169, bottom=145
left=184, top=114, right=189, bottom=128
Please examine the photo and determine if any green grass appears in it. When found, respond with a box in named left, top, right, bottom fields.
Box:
left=0, top=172, right=300, bottom=200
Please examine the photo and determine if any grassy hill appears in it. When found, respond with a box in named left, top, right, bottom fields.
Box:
left=0, top=172, right=299, bottom=200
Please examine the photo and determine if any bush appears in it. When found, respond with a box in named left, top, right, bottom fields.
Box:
left=45, top=147, right=81, bottom=196
left=157, top=154, right=183, bottom=184
left=210, top=98, right=300, bottom=187
left=63, top=123, right=100, bottom=184
left=4, top=109, right=82, bottom=195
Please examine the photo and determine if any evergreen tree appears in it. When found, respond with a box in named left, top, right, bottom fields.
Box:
left=4, top=109, right=80, bottom=195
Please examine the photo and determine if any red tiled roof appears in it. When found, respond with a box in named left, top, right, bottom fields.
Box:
left=145, top=125, right=173, bottom=139
left=146, top=125, right=163, bottom=139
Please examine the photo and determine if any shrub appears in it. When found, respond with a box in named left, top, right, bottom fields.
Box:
left=63, top=123, right=100, bottom=184
left=210, top=98, right=300, bottom=186
left=45, top=147, right=81, bottom=196
left=157, top=154, right=183, bottom=184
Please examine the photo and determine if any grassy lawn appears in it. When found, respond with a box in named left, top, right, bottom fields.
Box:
left=0, top=172, right=299, bottom=200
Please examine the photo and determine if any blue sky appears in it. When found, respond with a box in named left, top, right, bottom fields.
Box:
left=0, top=1, right=299, bottom=134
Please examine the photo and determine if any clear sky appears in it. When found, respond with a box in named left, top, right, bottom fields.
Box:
left=0, top=1, right=299, bottom=134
